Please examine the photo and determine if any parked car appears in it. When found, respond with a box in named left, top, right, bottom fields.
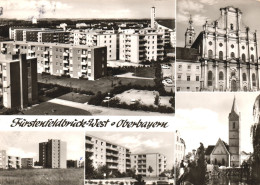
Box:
left=161, top=64, right=170, bottom=69
left=103, top=96, right=111, bottom=102
left=162, top=78, right=173, bottom=86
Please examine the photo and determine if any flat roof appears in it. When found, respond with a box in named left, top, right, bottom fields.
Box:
left=1, top=41, right=105, bottom=49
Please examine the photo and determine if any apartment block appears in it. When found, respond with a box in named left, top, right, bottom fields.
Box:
left=0, top=54, right=38, bottom=109
left=130, top=153, right=167, bottom=177
left=0, top=150, right=7, bottom=169
left=0, top=41, right=107, bottom=80
left=85, top=134, right=131, bottom=173
left=39, top=139, right=67, bottom=169
left=10, top=28, right=69, bottom=44
left=71, top=30, right=117, bottom=60
left=7, top=156, right=21, bottom=169
left=21, top=158, right=34, bottom=168
left=0, top=150, right=21, bottom=169
left=119, top=32, right=164, bottom=63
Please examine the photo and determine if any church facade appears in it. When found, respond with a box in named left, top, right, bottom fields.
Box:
left=176, top=6, right=260, bottom=92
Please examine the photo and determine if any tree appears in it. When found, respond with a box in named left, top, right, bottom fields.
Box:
left=147, top=166, right=154, bottom=177
left=154, top=94, right=160, bottom=106
left=85, top=151, right=95, bottom=179
left=251, top=122, right=260, bottom=182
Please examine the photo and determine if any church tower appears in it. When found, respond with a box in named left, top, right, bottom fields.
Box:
left=228, top=96, right=241, bottom=167
left=185, top=15, right=196, bottom=48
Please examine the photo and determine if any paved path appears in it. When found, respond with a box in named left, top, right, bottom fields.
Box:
left=115, top=72, right=154, bottom=80
left=48, top=98, right=172, bottom=116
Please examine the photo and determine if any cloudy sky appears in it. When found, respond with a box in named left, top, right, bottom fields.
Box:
left=87, top=131, right=174, bottom=169
left=0, top=131, right=84, bottom=161
left=0, top=0, right=175, bottom=19
left=175, top=92, right=259, bottom=154
left=176, top=0, right=260, bottom=47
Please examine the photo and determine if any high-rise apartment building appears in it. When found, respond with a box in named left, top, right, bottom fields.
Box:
left=0, top=54, right=38, bottom=109
left=119, top=31, right=164, bottom=63
left=0, top=41, right=107, bottom=80
left=39, top=139, right=67, bottom=169
left=85, top=134, right=131, bottom=173
left=130, top=153, right=167, bottom=177
left=0, top=150, right=21, bottom=169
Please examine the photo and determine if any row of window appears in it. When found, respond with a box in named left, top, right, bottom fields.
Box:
left=208, top=50, right=255, bottom=61
left=178, top=65, right=200, bottom=71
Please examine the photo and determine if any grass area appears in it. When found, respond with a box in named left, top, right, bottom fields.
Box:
left=133, top=67, right=155, bottom=78
left=58, top=92, right=92, bottom=103
left=21, top=102, right=91, bottom=115
left=38, top=74, right=154, bottom=94
left=0, top=168, right=84, bottom=185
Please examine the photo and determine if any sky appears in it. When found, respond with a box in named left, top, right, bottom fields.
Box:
left=0, top=131, right=84, bottom=161
left=176, top=0, right=260, bottom=47
left=175, top=92, right=260, bottom=154
left=0, top=0, right=175, bottom=20
left=87, top=131, right=174, bottom=169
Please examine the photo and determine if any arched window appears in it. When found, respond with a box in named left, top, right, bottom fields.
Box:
left=208, top=71, right=213, bottom=86
left=208, top=50, right=213, bottom=59
left=242, top=73, right=247, bottom=81
left=242, top=54, right=246, bottom=62
left=252, top=73, right=256, bottom=87
left=231, top=52, right=235, bottom=58
left=233, top=122, right=236, bottom=129
left=251, top=54, right=255, bottom=62
left=219, top=71, right=224, bottom=80
left=231, top=71, right=236, bottom=77
left=219, top=51, right=223, bottom=60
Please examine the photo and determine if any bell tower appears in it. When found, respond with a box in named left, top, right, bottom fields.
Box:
left=185, top=15, right=196, bottom=48
left=228, top=96, right=241, bottom=167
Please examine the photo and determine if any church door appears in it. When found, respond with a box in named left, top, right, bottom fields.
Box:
left=231, top=80, right=237, bottom=91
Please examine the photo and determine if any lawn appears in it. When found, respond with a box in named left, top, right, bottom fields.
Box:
left=0, top=168, right=84, bottom=185
left=38, top=74, right=154, bottom=94
left=58, top=92, right=92, bottom=103
left=133, top=67, right=155, bottom=78
left=21, top=102, right=91, bottom=115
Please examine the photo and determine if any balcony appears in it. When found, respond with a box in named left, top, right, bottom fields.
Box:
left=106, top=145, right=118, bottom=151
left=43, top=51, right=49, bottom=55
left=107, top=165, right=118, bottom=169
left=88, top=62, right=92, bottom=66
left=82, top=60, right=87, bottom=65
left=44, top=58, right=49, bottom=62
left=63, top=59, right=69, bottom=64
left=82, top=68, right=87, bottom=73
left=106, top=159, right=118, bottom=163
left=63, top=66, right=69, bottom=71
left=88, top=69, right=91, bottom=73
left=28, top=49, right=35, bottom=54
left=86, top=148, right=93, bottom=153
left=13, top=48, right=19, bottom=52
left=81, top=54, right=87, bottom=58
left=63, top=52, right=69, bottom=56
left=106, top=153, right=118, bottom=158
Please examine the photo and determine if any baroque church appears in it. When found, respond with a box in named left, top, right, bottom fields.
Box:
left=205, top=97, right=241, bottom=167
left=176, top=6, right=260, bottom=92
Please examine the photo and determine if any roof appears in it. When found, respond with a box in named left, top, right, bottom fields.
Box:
left=1, top=41, right=105, bottom=49
left=211, top=138, right=230, bottom=155
left=231, top=96, right=239, bottom=115
left=205, top=145, right=215, bottom=155
left=176, top=47, right=200, bottom=60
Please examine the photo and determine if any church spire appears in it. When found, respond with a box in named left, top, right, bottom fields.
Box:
left=189, top=14, right=193, bottom=28
left=231, top=96, right=239, bottom=115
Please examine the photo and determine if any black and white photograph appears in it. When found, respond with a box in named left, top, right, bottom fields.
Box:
left=176, top=0, right=260, bottom=92
left=0, top=131, right=84, bottom=185
left=0, top=0, right=175, bottom=115
left=175, top=92, right=260, bottom=184
left=85, top=131, right=176, bottom=185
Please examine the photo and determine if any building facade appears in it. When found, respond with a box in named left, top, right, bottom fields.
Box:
left=177, top=6, right=260, bottom=92
left=0, top=41, right=107, bottom=80
left=0, top=150, right=7, bottom=169
left=130, top=153, right=166, bottom=177
left=173, top=130, right=186, bottom=165
left=0, top=54, right=38, bottom=109
left=85, top=134, right=131, bottom=173
left=119, top=31, right=164, bottom=63
left=21, top=158, right=34, bottom=168
left=39, top=139, right=67, bottom=169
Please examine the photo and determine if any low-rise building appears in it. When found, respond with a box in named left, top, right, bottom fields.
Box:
left=130, top=153, right=167, bottom=177
left=21, top=158, right=34, bottom=168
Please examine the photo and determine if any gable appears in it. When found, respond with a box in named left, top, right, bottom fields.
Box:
left=211, top=139, right=230, bottom=156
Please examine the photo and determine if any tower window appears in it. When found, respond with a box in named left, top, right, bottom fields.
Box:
left=252, top=73, right=256, bottom=87
left=233, top=122, right=235, bottom=129
left=242, top=54, right=246, bottom=62
left=219, top=51, right=223, bottom=60
left=231, top=52, right=235, bottom=58
left=230, top=24, right=234, bottom=30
